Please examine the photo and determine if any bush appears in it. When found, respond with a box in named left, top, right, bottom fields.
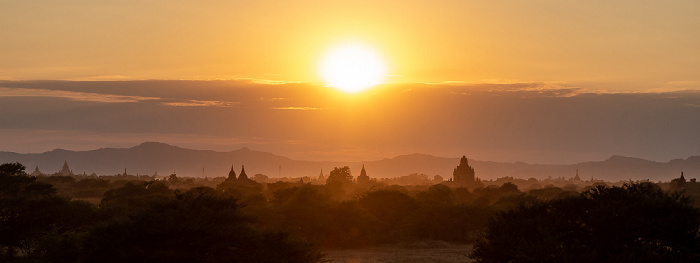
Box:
left=82, top=186, right=323, bottom=263
left=471, top=183, right=700, bottom=262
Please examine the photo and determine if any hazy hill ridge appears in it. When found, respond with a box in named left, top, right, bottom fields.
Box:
left=0, top=142, right=697, bottom=181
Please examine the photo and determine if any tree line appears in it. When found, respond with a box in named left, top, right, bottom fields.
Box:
left=2, top=163, right=699, bottom=262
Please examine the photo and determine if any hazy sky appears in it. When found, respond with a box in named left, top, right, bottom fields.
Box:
left=1, top=80, right=699, bottom=164
left=1, top=1, right=700, bottom=163
left=2, top=1, right=699, bottom=88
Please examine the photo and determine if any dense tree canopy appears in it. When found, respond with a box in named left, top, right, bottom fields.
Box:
left=4, top=160, right=700, bottom=262
left=326, top=166, right=353, bottom=186
left=0, top=162, right=96, bottom=260
left=471, top=183, right=700, bottom=262
left=0, top=163, right=323, bottom=263
left=83, top=186, right=322, bottom=263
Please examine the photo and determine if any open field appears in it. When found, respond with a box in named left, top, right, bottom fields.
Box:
left=323, top=242, right=474, bottom=263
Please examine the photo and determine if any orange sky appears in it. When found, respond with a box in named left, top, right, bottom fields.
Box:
left=2, top=1, right=700, bottom=165
left=2, top=1, right=699, bottom=90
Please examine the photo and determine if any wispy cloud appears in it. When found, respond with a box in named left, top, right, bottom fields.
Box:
left=259, top=97, right=288, bottom=102
left=66, top=75, right=134, bottom=81
left=0, top=87, right=239, bottom=107
left=432, top=81, right=698, bottom=97
left=273, top=107, right=326, bottom=111
left=0, top=87, right=159, bottom=103
left=161, top=100, right=239, bottom=107
left=237, top=78, right=301, bottom=85
left=433, top=82, right=581, bottom=97
left=643, top=81, right=700, bottom=94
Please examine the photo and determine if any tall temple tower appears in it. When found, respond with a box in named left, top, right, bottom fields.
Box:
left=59, top=161, right=73, bottom=176
left=238, top=165, right=248, bottom=180
left=357, top=165, right=370, bottom=185
left=453, top=156, right=475, bottom=184
left=227, top=165, right=237, bottom=180
left=30, top=166, right=42, bottom=176
left=318, top=169, right=325, bottom=182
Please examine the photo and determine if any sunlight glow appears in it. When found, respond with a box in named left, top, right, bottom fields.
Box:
left=319, top=43, right=386, bottom=93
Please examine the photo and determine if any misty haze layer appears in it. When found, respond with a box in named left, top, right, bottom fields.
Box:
left=1, top=80, right=699, bottom=164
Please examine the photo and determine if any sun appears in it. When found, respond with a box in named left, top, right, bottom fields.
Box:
left=319, top=43, right=386, bottom=93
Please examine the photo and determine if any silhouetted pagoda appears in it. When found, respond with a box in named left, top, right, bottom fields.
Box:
left=678, top=172, right=687, bottom=190
left=318, top=169, right=325, bottom=182
left=59, top=161, right=73, bottom=176
left=238, top=165, right=248, bottom=180
left=453, top=156, right=476, bottom=186
left=30, top=166, right=42, bottom=176
left=216, top=164, right=261, bottom=193
left=357, top=165, right=370, bottom=185
left=227, top=165, right=237, bottom=180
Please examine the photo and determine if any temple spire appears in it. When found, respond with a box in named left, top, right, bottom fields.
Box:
left=452, top=156, right=475, bottom=185
left=228, top=165, right=237, bottom=180
left=60, top=161, right=73, bottom=176
left=318, top=169, right=325, bottom=182
left=357, top=164, right=369, bottom=184
left=30, top=166, right=42, bottom=176
left=239, top=165, right=248, bottom=180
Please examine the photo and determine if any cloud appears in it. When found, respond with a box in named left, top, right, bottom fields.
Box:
left=236, top=78, right=301, bottom=85
left=0, top=87, right=159, bottom=103
left=0, top=86, right=239, bottom=107
left=259, top=97, right=288, bottom=102
left=67, top=75, right=134, bottom=81
left=427, top=82, right=582, bottom=97
left=161, top=99, right=239, bottom=107
left=272, top=107, right=326, bottom=111
left=638, top=81, right=700, bottom=94
left=429, top=81, right=700, bottom=97
left=666, top=81, right=699, bottom=86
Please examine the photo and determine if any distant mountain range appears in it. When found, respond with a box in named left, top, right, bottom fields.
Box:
left=0, top=142, right=697, bottom=182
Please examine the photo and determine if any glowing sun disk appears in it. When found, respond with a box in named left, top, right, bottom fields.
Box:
left=319, top=43, right=386, bottom=93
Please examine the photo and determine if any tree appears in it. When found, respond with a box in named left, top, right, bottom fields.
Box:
left=99, top=181, right=174, bottom=219
left=0, top=162, right=27, bottom=176
left=252, top=173, right=269, bottom=183
left=325, top=166, right=354, bottom=200
left=82, top=186, right=323, bottom=263
left=0, top=162, right=97, bottom=261
left=359, top=190, right=417, bottom=224
left=416, top=184, right=454, bottom=206
left=471, top=182, right=700, bottom=262
left=1, top=162, right=56, bottom=257
left=499, top=182, right=519, bottom=193
left=359, top=189, right=417, bottom=242
left=326, top=166, right=353, bottom=186
left=410, top=203, right=491, bottom=243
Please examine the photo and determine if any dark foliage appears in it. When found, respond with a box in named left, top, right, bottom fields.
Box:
left=100, top=181, right=175, bottom=218
left=1, top=163, right=323, bottom=263
left=269, top=185, right=369, bottom=247
left=410, top=204, right=491, bottom=242
left=471, top=182, right=700, bottom=262
left=7, top=159, right=699, bottom=262
left=326, top=166, right=353, bottom=186
left=82, top=186, right=323, bottom=263
left=360, top=190, right=417, bottom=225
left=0, top=163, right=97, bottom=261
